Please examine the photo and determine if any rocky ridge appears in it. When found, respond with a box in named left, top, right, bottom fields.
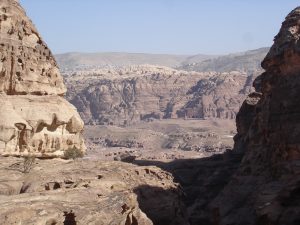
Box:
left=180, top=47, right=269, bottom=73
left=209, top=7, right=300, bottom=224
left=65, top=65, right=258, bottom=126
left=0, top=0, right=85, bottom=157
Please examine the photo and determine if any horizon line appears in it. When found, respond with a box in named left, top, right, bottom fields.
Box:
left=54, top=46, right=270, bottom=57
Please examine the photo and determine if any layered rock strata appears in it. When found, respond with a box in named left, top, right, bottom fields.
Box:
left=65, top=65, right=258, bottom=126
left=0, top=0, right=85, bottom=157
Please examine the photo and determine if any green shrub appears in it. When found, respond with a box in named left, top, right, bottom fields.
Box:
left=64, top=146, right=84, bottom=160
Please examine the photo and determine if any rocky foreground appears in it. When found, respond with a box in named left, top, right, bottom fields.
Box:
left=1, top=1, right=300, bottom=225
left=0, top=157, right=188, bottom=225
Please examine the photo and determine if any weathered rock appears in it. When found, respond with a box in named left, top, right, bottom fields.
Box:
left=210, top=7, right=300, bottom=225
left=0, top=0, right=65, bottom=95
left=0, top=157, right=187, bottom=225
left=65, top=65, right=257, bottom=126
left=0, top=95, right=84, bottom=157
left=0, top=0, right=85, bottom=157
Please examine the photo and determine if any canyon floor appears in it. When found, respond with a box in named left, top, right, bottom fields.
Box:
left=84, top=118, right=236, bottom=162
left=0, top=117, right=239, bottom=225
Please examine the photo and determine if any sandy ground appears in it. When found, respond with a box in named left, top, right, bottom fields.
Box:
left=84, top=118, right=236, bottom=162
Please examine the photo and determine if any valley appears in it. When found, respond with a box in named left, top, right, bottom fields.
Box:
left=58, top=49, right=266, bottom=160
left=1, top=0, right=299, bottom=224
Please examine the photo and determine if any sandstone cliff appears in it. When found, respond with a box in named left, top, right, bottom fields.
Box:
left=65, top=65, right=258, bottom=126
left=210, top=7, right=300, bottom=224
left=0, top=0, right=85, bottom=157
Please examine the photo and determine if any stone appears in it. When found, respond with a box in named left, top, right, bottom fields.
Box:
left=0, top=95, right=84, bottom=157
left=210, top=7, right=300, bottom=225
left=65, top=65, right=258, bottom=126
left=0, top=0, right=85, bottom=157
left=0, top=0, right=66, bottom=95
left=0, top=157, right=187, bottom=225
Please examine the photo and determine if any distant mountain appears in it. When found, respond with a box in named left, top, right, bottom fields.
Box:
left=55, top=48, right=269, bottom=73
left=55, top=52, right=215, bottom=69
left=179, top=47, right=269, bottom=72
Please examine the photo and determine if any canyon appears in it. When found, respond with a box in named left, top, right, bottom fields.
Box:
left=1, top=0, right=300, bottom=225
left=60, top=49, right=266, bottom=126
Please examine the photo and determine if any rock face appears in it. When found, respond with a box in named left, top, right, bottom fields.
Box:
left=0, top=0, right=65, bottom=95
left=0, top=157, right=187, bottom=225
left=0, top=0, right=85, bottom=157
left=65, top=65, right=258, bottom=126
left=210, top=7, right=300, bottom=224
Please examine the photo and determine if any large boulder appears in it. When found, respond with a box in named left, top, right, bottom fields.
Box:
left=0, top=0, right=85, bottom=157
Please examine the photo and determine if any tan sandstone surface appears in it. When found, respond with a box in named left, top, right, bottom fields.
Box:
left=0, top=157, right=187, bottom=225
left=0, top=0, right=85, bottom=157
left=65, top=65, right=259, bottom=126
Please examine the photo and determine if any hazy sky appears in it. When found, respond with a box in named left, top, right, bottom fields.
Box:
left=20, top=0, right=299, bottom=55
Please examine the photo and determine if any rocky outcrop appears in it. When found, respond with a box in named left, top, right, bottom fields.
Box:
left=0, top=157, right=187, bottom=225
left=65, top=65, right=258, bottom=125
left=0, top=0, right=85, bottom=157
left=210, top=7, right=300, bottom=225
left=0, top=0, right=65, bottom=95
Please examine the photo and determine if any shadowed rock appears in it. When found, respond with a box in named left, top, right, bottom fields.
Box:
left=210, top=7, right=300, bottom=225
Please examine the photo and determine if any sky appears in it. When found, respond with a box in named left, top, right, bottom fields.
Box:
left=20, top=0, right=300, bottom=55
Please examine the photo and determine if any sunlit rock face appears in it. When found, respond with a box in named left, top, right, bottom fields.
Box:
left=65, top=65, right=257, bottom=126
left=210, top=7, right=300, bottom=225
left=0, top=0, right=85, bottom=157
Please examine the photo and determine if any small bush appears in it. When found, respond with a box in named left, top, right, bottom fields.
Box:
left=64, top=146, right=84, bottom=160
left=23, top=155, right=35, bottom=173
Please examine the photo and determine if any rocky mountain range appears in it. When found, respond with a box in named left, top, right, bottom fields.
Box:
left=1, top=0, right=300, bottom=225
left=55, top=48, right=269, bottom=73
left=63, top=64, right=261, bottom=126
left=55, top=52, right=217, bottom=70
left=180, top=47, right=269, bottom=73
left=57, top=46, right=267, bottom=126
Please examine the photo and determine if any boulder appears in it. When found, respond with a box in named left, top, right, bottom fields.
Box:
left=0, top=0, right=85, bottom=157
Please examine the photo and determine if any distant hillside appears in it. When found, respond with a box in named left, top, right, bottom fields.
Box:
left=179, top=47, right=269, bottom=72
left=55, top=48, right=269, bottom=73
left=59, top=48, right=268, bottom=126
left=55, top=52, right=215, bottom=69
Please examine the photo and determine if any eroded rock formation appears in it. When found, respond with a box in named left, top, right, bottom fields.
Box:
left=0, top=0, right=85, bottom=157
left=0, top=157, right=187, bottom=225
left=65, top=65, right=258, bottom=126
left=210, top=7, right=300, bottom=224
